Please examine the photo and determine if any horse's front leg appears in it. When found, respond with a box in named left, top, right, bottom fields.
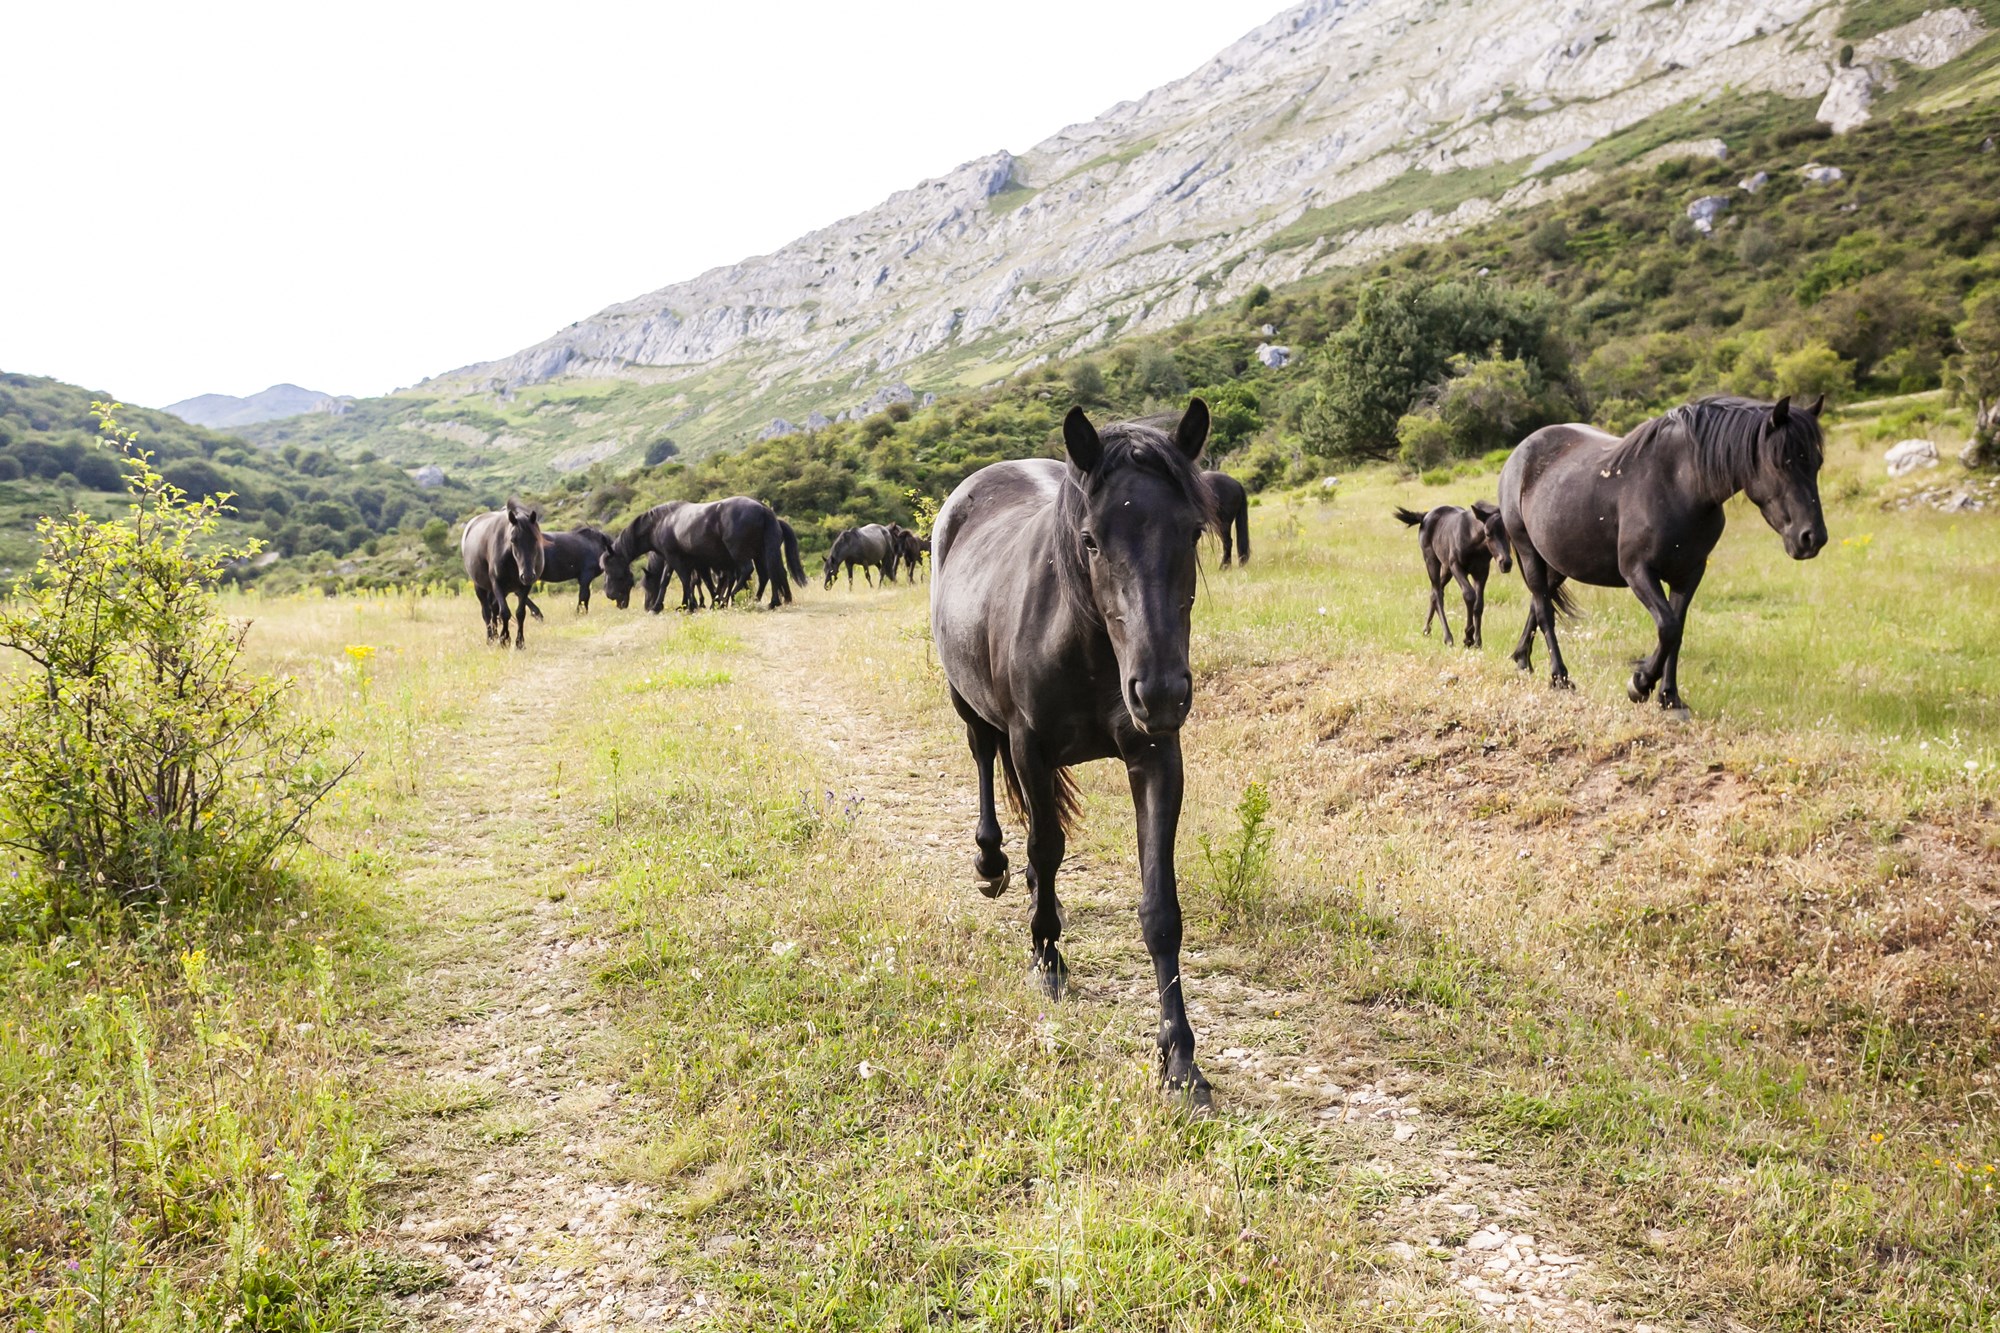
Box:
left=512, top=590, right=528, bottom=650
left=1125, top=739, right=1209, bottom=1106
left=1452, top=567, right=1480, bottom=649
left=1623, top=566, right=1680, bottom=704
left=1657, top=575, right=1702, bottom=711
left=1010, top=734, right=1069, bottom=1000
left=1467, top=571, right=1488, bottom=649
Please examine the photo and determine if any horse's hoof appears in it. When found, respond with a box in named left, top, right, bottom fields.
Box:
left=1551, top=675, right=1575, bottom=692
left=1660, top=696, right=1691, bottom=719
left=976, top=872, right=1008, bottom=899
left=1162, top=1063, right=1214, bottom=1114
left=1511, top=655, right=1533, bottom=673
left=1627, top=673, right=1652, bottom=703
left=1031, top=950, right=1068, bottom=1001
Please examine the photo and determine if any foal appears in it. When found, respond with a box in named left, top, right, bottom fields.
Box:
left=1393, top=502, right=1512, bottom=648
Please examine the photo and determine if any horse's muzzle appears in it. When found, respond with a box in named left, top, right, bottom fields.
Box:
left=1126, top=673, right=1193, bottom=735
left=1788, top=526, right=1826, bottom=560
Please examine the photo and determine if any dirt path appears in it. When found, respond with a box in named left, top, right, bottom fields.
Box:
left=366, top=593, right=1658, bottom=1330
left=742, top=597, right=1643, bottom=1331
left=371, top=617, right=707, bottom=1330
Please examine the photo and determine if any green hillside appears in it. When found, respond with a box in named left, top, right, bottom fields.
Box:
left=0, top=373, right=495, bottom=579
left=234, top=80, right=2000, bottom=502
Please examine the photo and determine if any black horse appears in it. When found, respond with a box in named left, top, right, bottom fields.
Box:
left=525, top=526, right=614, bottom=615
left=1393, top=502, right=1511, bottom=648
left=1500, top=395, right=1827, bottom=710
left=1203, top=471, right=1251, bottom=567
left=932, top=399, right=1215, bottom=1104
left=460, top=500, right=545, bottom=648
left=823, top=523, right=898, bottom=589
left=601, top=497, right=792, bottom=611
left=752, top=519, right=806, bottom=606
left=891, top=525, right=930, bottom=581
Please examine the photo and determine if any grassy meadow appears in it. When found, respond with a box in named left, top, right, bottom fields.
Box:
left=1, top=406, right=1996, bottom=1330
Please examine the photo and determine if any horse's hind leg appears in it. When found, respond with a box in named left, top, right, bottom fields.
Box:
left=1009, top=733, right=1070, bottom=1000
left=954, top=696, right=1009, bottom=897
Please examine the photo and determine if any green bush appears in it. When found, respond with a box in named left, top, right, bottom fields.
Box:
left=1774, top=341, right=1856, bottom=401
left=1395, top=411, right=1457, bottom=471
left=1298, top=278, right=1569, bottom=461
left=0, top=405, right=344, bottom=920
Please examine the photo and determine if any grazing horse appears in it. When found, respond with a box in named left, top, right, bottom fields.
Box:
left=527, top=526, right=614, bottom=615
left=891, top=525, right=931, bottom=581
left=1392, top=502, right=1511, bottom=648
left=1500, top=395, right=1827, bottom=711
left=1203, top=471, right=1251, bottom=566
left=822, top=523, right=898, bottom=589
left=601, top=497, right=792, bottom=611
left=932, top=399, right=1216, bottom=1104
left=460, top=500, right=545, bottom=648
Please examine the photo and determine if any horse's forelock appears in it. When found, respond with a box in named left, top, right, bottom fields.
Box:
left=1076, top=422, right=1215, bottom=524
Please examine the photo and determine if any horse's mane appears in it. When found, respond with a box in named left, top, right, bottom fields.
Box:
left=1607, top=396, right=1824, bottom=493
left=611, top=505, right=673, bottom=559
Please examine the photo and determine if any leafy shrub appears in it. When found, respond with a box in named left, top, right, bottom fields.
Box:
left=643, top=437, right=680, bottom=466
left=1190, top=382, right=1262, bottom=449
left=1297, top=278, right=1569, bottom=461
left=1198, top=780, right=1275, bottom=928
left=1395, top=354, right=1568, bottom=469
left=1774, top=341, right=1856, bottom=401
left=0, top=405, right=344, bottom=919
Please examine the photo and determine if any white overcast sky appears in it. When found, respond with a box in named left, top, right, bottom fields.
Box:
left=2, top=0, right=1277, bottom=408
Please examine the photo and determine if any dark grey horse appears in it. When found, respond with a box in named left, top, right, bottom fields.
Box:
left=823, top=523, right=898, bottom=589
left=1500, top=395, right=1826, bottom=710
left=526, top=526, right=613, bottom=615
left=1203, top=471, right=1250, bottom=567
left=932, top=399, right=1216, bottom=1105
left=890, top=525, right=931, bottom=581
left=601, top=497, right=792, bottom=611
left=460, top=500, right=545, bottom=649
left=1393, top=501, right=1511, bottom=648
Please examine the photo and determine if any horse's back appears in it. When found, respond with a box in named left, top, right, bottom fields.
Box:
left=1203, top=470, right=1246, bottom=516
left=1501, top=425, right=1619, bottom=514
left=934, top=459, right=1062, bottom=573
left=460, top=511, right=504, bottom=585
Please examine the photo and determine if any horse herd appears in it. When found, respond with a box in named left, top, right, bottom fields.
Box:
left=464, top=392, right=1828, bottom=1105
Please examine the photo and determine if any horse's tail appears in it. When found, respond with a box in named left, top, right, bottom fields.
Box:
left=1392, top=506, right=1427, bottom=529
left=1548, top=581, right=1580, bottom=620
left=1232, top=504, right=1250, bottom=564
left=998, top=749, right=1083, bottom=838
left=782, top=522, right=805, bottom=585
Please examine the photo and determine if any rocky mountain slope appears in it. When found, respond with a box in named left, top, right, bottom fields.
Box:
left=166, top=383, right=347, bottom=429
left=424, top=1, right=1984, bottom=430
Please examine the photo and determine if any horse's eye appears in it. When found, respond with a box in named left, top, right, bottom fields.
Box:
left=1081, top=532, right=1099, bottom=554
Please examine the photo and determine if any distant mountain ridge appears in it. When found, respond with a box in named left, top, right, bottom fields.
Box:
left=237, top=0, right=1999, bottom=482
left=165, top=383, right=347, bottom=429
left=430, top=1, right=1984, bottom=413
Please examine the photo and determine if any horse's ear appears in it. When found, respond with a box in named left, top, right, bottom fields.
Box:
left=1174, top=397, right=1211, bottom=460
left=1806, top=393, right=1825, bottom=419
left=1769, top=397, right=1791, bottom=429
left=1063, top=406, right=1102, bottom=473
left=1472, top=500, right=1499, bottom=520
